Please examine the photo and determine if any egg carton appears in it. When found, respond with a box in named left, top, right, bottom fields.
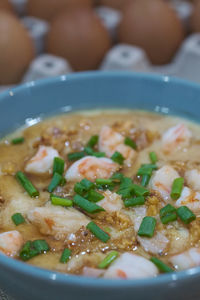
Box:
left=0, top=0, right=200, bottom=94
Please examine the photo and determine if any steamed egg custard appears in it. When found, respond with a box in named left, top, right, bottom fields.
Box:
left=1, top=109, right=200, bottom=279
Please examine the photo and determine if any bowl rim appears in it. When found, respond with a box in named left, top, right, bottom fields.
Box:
left=1, top=71, right=200, bottom=288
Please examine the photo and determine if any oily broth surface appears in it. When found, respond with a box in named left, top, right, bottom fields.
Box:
left=0, top=110, right=200, bottom=275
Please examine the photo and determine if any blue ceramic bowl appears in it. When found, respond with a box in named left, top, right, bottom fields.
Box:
left=0, top=72, right=200, bottom=300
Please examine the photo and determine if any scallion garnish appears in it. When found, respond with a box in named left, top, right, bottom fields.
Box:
left=111, top=151, right=125, bottom=165
left=96, top=179, right=113, bottom=186
left=150, top=257, right=173, bottom=273
left=20, top=241, right=38, bottom=261
left=160, top=204, right=177, bottom=224
left=98, top=251, right=119, bottom=269
left=117, top=177, right=134, bottom=198
left=87, top=135, right=99, bottom=148
left=137, top=164, right=157, bottom=187
left=74, top=179, right=94, bottom=196
left=32, top=240, right=49, bottom=253
left=11, top=137, right=25, bottom=145
left=86, top=221, right=110, bottom=243
left=67, top=151, right=85, bottom=161
left=161, top=213, right=177, bottom=224
left=124, top=196, right=145, bottom=207
left=138, top=216, right=156, bottom=237
left=50, top=194, right=73, bottom=207
left=132, top=184, right=149, bottom=197
left=16, top=171, right=39, bottom=197
left=111, top=172, right=125, bottom=182
left=60, top=248, right=71, bottom=263
left=47, top=172, right=62, bottom=193
left=86, top=190, right=104, bottom=202
left=19, top=240, right=49, bottom=261
left=73, top=195, right=104, bottom=213
left=160, top=204, right=176, bottom=218
left=53, top=157, right=65, bottom=176
left=124, top=137, right=137, bottom=150
left=170, top=177, right=184, bottom=200
left=177, top=206, right=196, bottom=224
left=11, top=213, right=25, bottom=226
left=149, top=152, right=158, bottom=164
left=141, top=174, right=150, bottom=187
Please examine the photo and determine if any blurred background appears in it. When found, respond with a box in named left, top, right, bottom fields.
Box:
left=0, top=0, right=200, bottom=92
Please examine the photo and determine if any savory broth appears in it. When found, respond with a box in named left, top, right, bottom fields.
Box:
left=0, top=110, right=200, bottom=279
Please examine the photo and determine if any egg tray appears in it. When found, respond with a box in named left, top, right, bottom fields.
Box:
left=0, top=0, right=199, bottom=89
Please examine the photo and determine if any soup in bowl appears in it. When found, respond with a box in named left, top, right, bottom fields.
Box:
left=0, top=72, right=200, bottom=300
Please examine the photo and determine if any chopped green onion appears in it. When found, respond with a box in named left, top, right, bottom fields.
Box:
left=124, top=196, right=145, bottom=207
left=84, top=147, right=105, bottom=158
left=50, top=194, right=73, bottom=207
left=60, top=248, right=71, bottom=263
left=86, top=221, right=110, bottom=243
left=98, top=251, right=119, bottom=269
left=86, top=190, right=104, bottom=202
left=177, top=206, right=196, bottom=224
left=132, top=184, right=149, bottom=197
left=20, top=241, right=38, bottom=261
left=74, top=179, right=94, bottom=196
left=92, top=151, right=106, bottom=158
left=138, top=216, right=156, bottom=237
left=161, top=213, right=177, bottom=224
left=160, top=204, right=177, bottom=224
left=124, top=137, right=137, bottom=150
left=53, top=157, right=65, bottom=175
left=47, top=172, right=62, bottom=193
left=137, top=164, right=157, bottom=176
left=32, top=240, right=49, bottom=253
left=87, top=135, right=99, bottom=148
left=16, top=171, right=39, bottom=197
left=150, top=257, right=173, bottom=273
left=170, top=177, right=184, bottom=200
left=73, top=195, right=104, bottom=213
left=149, top=152, right=157, bottom=164
left=96, top=179, right=113, bottom=186
left=11, top=137, right=25, bottom=144
left=19, top=240, right=49, bottom=261
left=11, top=213, right=25, bottom=226
left=67, top=151, right=85, bottom=161
left=60, top=177, right=66, bottom=186
left=141, top=174, right=150, bottom=187
left=111, top=151, right=125, bottom=165
left=117, top=177, right=134, bottom=198
left=160, top=204, right=176, bottom=218
left=111, top=172, right=125, bottom=182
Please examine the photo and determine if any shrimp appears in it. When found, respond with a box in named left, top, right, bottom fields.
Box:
left=25, top=145, right=59, bottom=174
left=175, top=186, right=200, bottom=213
left=149, top=165, right=180, bottom=202
left=0, top=230, right=23, bottom=257
left=98, top=190, right=123, bottom=212
left=185, top=169, right=200, bottom=191
left=169, top=247, right=200, bottom=270
left=138, top=232, right=169, bottom=255
left=104, top=253, right=158, bottom=279
left=27, top=204, right=89, bottom=240
left=65, top=156, right=119, bottom=182
left=162, top=123, right=192, bottom=154
left=98, top=126, right=137, bottom=165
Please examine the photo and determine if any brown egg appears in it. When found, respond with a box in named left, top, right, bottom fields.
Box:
left=27, top=0, right=93, bottom=21
left=98, top=0, right=131, bottom=10
left=47, top=8, right=111, bottom=71
left=118, top=0, right=184, bottom=65
left=0, top=11, right=35, bottom=84
left=0, top=0, right=15, bottom=14
left=191, top=0, right=200, bottom=32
